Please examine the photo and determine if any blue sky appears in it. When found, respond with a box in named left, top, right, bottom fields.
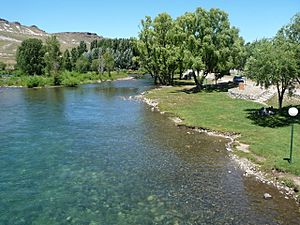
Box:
left=1, top=0, right=299, bottom=42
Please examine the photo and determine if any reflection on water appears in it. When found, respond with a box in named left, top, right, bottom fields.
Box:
left=0, top=79, right=299, bottom=225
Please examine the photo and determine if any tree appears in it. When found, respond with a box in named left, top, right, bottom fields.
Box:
left=16, top=38, right=45, bottom=75
left=103, top=50, right=115, bottom=77
left=75, top=56, right=90, bottom=73
left=245, top=38, right=298, bottom=110
left=77, top=41, right=87, bottom=56
left=136, top=8, right=244, bottom=87
left=44, top=36, right=62, bottom=76
left=62, top=49, right=72, bottom=71
left=71, top=47, right=79, bottom=69
left=91, top=59, right=100, bottom=72
left=137, top=13, right=178, bottom=85
left=90, top=40, right=98, bottom=51
left=180, top=8, right=244, bottom=88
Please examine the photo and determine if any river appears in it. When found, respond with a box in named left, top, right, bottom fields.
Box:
left=0, top=78, right=300, bottom=224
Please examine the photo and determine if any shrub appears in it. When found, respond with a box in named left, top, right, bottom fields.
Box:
left=61, top=71, right=80, bottom=87
left=26, top=76, right=46, bottom=88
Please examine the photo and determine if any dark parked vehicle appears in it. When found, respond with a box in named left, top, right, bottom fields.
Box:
left=233, top=75, right=245, bottom=84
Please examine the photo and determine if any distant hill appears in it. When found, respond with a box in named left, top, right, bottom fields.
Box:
left=0, top=18, right=103, bottom=65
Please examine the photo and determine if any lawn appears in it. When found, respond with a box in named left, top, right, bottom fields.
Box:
left=145, top=85, right=300, bottom=176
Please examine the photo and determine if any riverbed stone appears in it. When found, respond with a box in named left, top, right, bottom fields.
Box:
left=263, top=193, right=272, bottom=199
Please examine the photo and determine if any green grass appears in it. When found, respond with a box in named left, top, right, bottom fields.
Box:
left=146, top=86, right=300, bottom=176
left=0, top=70, right=130, bottom=88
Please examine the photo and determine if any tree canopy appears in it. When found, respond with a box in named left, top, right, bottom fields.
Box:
left=136, top=7, right=244, bottom=87
left=16, top=38, right=45, bottom=75
left=245, top=14, right=300, bottom=110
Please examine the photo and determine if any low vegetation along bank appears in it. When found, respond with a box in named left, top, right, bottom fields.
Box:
left=145, top=85, right=300, bottom=199
left=0, top=70, right=130, bottom=88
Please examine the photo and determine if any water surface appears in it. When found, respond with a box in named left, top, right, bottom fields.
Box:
left=0, top=79, right=300, bottom=225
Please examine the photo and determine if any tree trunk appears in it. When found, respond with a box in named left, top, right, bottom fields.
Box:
left=276, top=83, right=286, bottom=111
left=191, top=70, right=199, bottom=86
left=179, top=65, right=183, bottom=80
left=154, top=75, right=159, bottom=85
left=278, top=93, right=284, bottom=111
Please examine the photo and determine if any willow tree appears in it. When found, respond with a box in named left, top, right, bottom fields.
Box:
left=137, top=13, right=178, bottom=85
left=177, top=8, right=244, bottom=89
left=44, top=36, right=62, bottom=75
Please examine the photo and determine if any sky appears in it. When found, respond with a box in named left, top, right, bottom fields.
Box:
left=1, top=0, right=299, bottom=42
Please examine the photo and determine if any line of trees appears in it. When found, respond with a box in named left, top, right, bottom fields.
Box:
left=136, top=8, right=245, bottom=88
left=16, top=36, right=139, bottom=83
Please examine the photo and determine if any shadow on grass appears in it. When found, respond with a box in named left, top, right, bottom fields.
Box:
left=173, top=79, right=196, bottom=86
left=172, top=81, right=237, bottom=94
left=245, top=105, right=300, bottom=128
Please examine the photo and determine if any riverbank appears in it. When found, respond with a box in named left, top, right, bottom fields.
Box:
left=140, top=85, right=300, bottom=203
left=0, top=71, right=131, bottom=88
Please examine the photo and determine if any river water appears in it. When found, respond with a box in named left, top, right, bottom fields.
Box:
left=0, top=78, right=300, bottom=225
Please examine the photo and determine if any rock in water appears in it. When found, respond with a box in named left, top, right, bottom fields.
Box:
left=263, top=193, right=272, bottom=199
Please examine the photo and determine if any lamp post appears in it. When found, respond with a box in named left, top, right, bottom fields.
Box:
left=287, top=107, right=298, bottom=163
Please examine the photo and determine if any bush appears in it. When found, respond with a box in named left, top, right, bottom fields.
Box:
left=61, top=71, right=80, bottom=87
left=26, top=76, right=47, bottom=88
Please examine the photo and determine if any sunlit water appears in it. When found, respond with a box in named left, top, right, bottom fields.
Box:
left=0, top=78, right=300, bottom=225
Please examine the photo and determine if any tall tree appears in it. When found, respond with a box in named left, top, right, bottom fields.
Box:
left=77, top=41, right=87, bottom=56
left=71, top=47, right=79, bottom=69
left=137, top=8, right=243, bottom=87
left=62, top=49, right=72, bottom=71
left=16, top=38, right=45, bottom=75
left=75, top=56, right=90, bottom=73
left=103, top=50, right=115, bottom=77
left=44, top=36, right=62, bottom=76
left=245, top=38, right=298, bottom=110
left=183, top=8, right=244, bottom=88
left=90, top=39, right=98, bottom=51
left=137, top=13, right=178, bottom=85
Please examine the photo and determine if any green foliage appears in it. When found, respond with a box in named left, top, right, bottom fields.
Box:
left=44, top=36, right=62, bottom=76
left=91, top=59, right=100, bottom=72
left=26, top=76, right=49, bottom=88
left=77, top=41, right=87, bottom=56
left=71, top=47, right=79, bottom=69
left=95, top=38, right=138, bottom=70
left=61, top=71, right=80, bottom=87
left=245, top=38, right=299, bottom=109
left=90, top=39, right=98, bottom=51
left=103, top=50, right=115, bottom=76
left=62, top=49, right=72, bottom=71
left=137, top=8, right=244, bottom=86
left=0, top=61, right=6, bottom=71
left=137, top=13, right=179, bottom=85
left=16, top=38, right=45, bottom=75
left=75, top=56, right=90, bottom=73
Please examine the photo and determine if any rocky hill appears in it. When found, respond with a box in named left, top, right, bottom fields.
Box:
left=0, top=18, right=103, bottom=65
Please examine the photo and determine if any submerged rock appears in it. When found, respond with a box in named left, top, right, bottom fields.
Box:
left=263, top=193, right=272, bottom=199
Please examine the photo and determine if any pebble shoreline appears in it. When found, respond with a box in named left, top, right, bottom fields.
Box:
left=132, top=91, right=300, bottom=204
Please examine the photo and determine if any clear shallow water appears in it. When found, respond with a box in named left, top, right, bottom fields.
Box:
left=0, top=79, right=300, bottom=225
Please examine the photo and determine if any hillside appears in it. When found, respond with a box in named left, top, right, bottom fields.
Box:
left=0, top=18, right=103, bottom=65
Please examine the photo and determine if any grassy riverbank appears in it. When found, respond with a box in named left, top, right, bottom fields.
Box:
left=145, top=85, right=300, bottom=179
left=0, top=70, right=130, bottom=88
